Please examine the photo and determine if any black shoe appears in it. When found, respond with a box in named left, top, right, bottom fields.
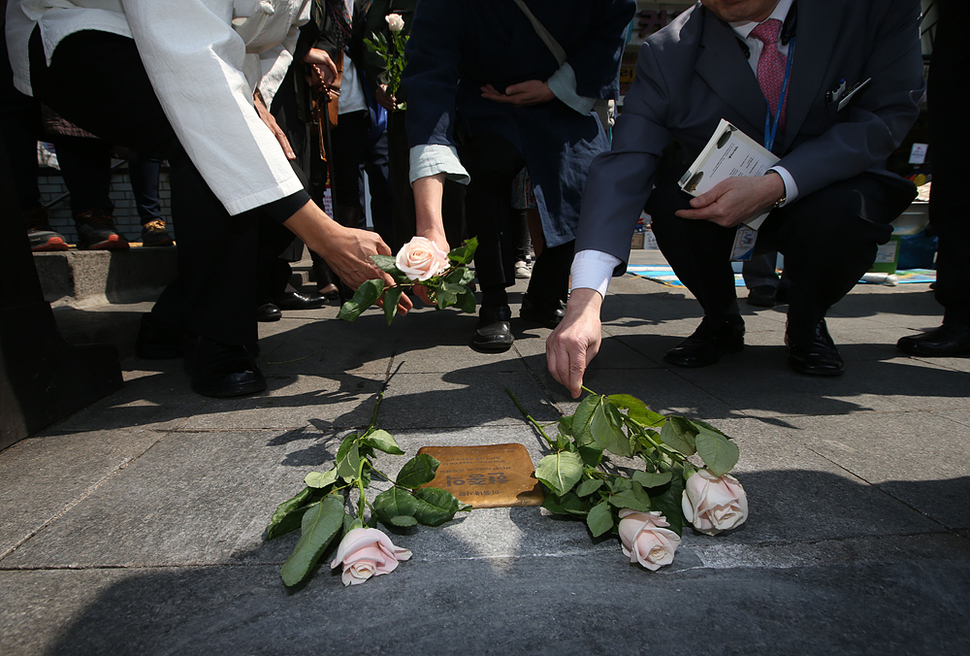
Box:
left=520, top=295, right=565, bottom=328
left=185, top=336, right=266, bottom=397
left=274, top=289, right=328, bottom=311
left=746, top=285, right=777, bottom=308
left=664, top=315, right=745, bottom=368
left=135, top=314, right=184, bottom=359
left=896, top=323, right=970, bottom=357
left=75, top=209, right=129, bottom=251
left=256, top=302, right=282, bottom=322
left=318, top=283, right=341, bottom=301
left=470, top=305, right=513, bottom=353
left=787, top=319, right=844, bottom=376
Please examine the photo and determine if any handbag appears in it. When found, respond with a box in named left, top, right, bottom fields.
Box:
left=511, top=0, right=615, bottom=129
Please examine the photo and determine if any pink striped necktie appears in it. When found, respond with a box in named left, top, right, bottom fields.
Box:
left=751, top=18, right=788, bottom=129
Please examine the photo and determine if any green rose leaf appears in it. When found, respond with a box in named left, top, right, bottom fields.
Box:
left=373, top=487, right=419, bottom=525
left=336, top=442, right=361, bottom=481
left=590, top=403, right=632, bottom=457
left=383, top=286, right=404, bottom=325
left=572, top=394, right=602, bottom=444
left=337, top=279, right=385, bottom=322
left=370, top=254, right=401, bottom=274
left=266, top=486, right=324, bottom=540
left=650, top=476, right=686, bottom=537
left=695, top=429, right=739, bottom=476
left=280, top=495, right=345, bottom=587
left=411, top=486, right=464, bottom=526
left=456, top=289, right=477, bottom=314
left=575, top=478, right=605, bottom=497
left=690, top=418, right=729, bottom=437
left=577, top=445, right=604, bottom=467
left=435, top=282, right=462, bottom=309
left=632, top=470, right=673, bottom=489
left=586, top=500, right=614, bottom=537
left=443, top=267, right=474, bottom=286
left=660, top=416, right=697, bottom=456
left=396, top=453, right=440, bottom=489
left=389, top=515, right=419, bottom=527
left=361, top=429, right=405, bottom=455
left=304, top=469, right=338, bottom=489
left=608, top=481, right=651, bottom=512
left=448, top=237, right=478, bottom=265
left=535, top=451, right=584, bottom=496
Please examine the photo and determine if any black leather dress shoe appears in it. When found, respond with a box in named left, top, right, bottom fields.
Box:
left=787, top=319, right=844, bottom=376
left=256, top=302, right=282, bottom=322
left=135, top=314, right=184, bottom=359
left=746, top=285, right=777, bottom=308
left=664, top=315, right=745, bottom=368
left=275, top=289, right=328, bottom=311
left=185, top=336, right=266, bottom=397
left=470, top=305, right=514, bottom=353
left=896, top=323, right=970, bottom=357
left=519, top=295, right=565, bottom=328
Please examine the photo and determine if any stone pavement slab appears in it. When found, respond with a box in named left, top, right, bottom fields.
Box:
left=2, top=250, right=968, bottom=655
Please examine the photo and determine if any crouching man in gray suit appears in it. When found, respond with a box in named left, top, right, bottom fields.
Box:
left=547, top=0, right=925, bottom=396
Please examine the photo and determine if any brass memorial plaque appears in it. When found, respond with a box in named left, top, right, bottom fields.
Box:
left=417, top=443, right=545, bottom=508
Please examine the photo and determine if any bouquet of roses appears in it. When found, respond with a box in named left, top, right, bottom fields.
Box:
left=266, top=393, right=471, bottom=587
left=338, top=236, right=477, bottom=325
left=364, top=13, right=409, bottom=110
left=510, top=388, right=747, bottom=571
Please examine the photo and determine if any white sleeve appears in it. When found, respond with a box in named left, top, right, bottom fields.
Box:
left=547, top=62, right=597, bottom=117
left=570, top=249, right=622, bottom=298
left=121, top=0, right=304, bottom=215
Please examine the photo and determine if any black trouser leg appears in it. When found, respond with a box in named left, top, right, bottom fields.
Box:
left=649, top=180, right=740, bottom=319
left=458, top=132, right=525, bottom=307
left=29, top=29, right=282, bottom=346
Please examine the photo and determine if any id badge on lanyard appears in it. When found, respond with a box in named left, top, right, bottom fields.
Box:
left=731, top=37, right=795, bottom=262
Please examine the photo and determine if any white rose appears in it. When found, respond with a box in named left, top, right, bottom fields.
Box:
left=330, top=528, right=412, bottom=586
left=617, top=509, right=682, bottom=571
left=385, top=13, right=405, bottom=32
left=681, top=469, right=748, bottom=535
left=395, top=236, right=449, bottom=281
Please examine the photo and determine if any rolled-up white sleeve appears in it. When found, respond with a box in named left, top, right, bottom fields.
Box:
left=121, top=0, right=304, bottom=216
left=547, top=62, right=596, bottom=116
left=571, top=249, right=622, bottom=298
left=408, top=143, right=471, bottom=185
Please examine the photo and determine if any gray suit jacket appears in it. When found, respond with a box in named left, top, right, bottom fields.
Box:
left=577, top=0, right=925, bottom=271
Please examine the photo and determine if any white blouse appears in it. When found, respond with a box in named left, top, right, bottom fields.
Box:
left=6, top=0, right=310, bottom=216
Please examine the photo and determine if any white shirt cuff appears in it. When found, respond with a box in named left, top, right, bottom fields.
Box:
left=571, top=249, right=622, bottom=298
left=768, top=166, right=799, bottom=206
left=409, top=144, right=471, bottom=185
left=547, top=63, right=596, bottom=117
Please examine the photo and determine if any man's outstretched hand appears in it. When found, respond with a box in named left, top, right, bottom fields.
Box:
left=546, top=288, right=604, bottom=398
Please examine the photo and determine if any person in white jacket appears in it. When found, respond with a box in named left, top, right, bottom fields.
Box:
left=6, top=0, right=406, bottom=397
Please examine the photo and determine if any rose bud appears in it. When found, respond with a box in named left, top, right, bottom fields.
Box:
left=395, top=236, right=449, bottom=281
left=681, top=469, right=748, bottom=536
left=617, top=509, right=682, bottom=571
left=330, top=527, right=412, bottom=586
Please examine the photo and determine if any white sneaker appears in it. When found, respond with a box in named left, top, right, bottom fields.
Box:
left=514, top=260, right=532, bottom=279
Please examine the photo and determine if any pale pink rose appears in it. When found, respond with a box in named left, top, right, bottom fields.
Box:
left=385, top=13, right=405, bottom=32
left=617, top=509, right=682, bottom=571
left=395, top=236, right=449, bottom=281
left=330, top=527, right=412, bottom=586
left=681, top=469, right=748, bottom=535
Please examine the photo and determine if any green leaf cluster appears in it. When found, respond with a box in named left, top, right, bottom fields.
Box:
left=338, top=238, right=479, bottom=324
left=514, top=389, right=738, bottom=539
left=265, top=399, right=470, bottom=587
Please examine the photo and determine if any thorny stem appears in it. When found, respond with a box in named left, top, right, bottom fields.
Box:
left=506, top=388, right=556, bottom=446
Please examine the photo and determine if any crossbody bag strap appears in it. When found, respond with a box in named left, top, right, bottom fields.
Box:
left=512, top=0, right=567, bottom=66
